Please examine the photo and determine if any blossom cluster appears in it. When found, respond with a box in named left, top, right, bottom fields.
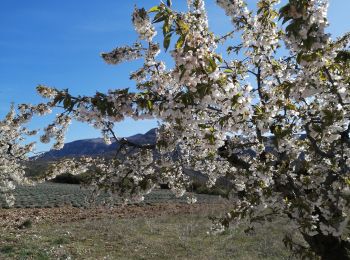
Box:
left=0, top=106, right=36, bottom=206
left=101, top=43, right=143, bottom=65
left=132, top=7, right=157, bottom=42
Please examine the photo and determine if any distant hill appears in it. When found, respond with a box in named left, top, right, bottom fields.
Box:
left=28, top=129, right=306, bottom=195
left=36, top=128, right=157, bottom=161
left=28, top=127, right=231, bottom=194
left=36, top=128, right=296, bottom=160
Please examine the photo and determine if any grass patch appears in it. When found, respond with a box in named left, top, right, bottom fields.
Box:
left=51, top=237, right=71, bottom=246
left=0, top=239, right=51, bottom=260
left=0, top=245, right=15, bottom=254
left=16, top=247, right=50, bottom=260
left=0, top=207, right=299, bottom=259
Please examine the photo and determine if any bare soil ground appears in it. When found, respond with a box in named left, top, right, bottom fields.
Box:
left=0, top=203, right=297, bottom=260
left=0, top=203, right=227, bottom=230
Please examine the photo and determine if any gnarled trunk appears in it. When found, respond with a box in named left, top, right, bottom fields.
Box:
left=303, top=233, right=350, bottom=260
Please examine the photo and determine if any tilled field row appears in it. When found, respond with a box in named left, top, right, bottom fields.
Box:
left=0, top=183, right=222, bottom=209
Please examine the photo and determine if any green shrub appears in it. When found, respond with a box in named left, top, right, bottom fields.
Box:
left=18, top=219, right=32, bottom=229
left=188, top=181, right=229, bottom=197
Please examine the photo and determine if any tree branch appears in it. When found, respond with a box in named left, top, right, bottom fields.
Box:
left=305, top=123, right=334, bottom=158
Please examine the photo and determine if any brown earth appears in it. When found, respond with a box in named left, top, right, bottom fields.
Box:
left=0, top=203, right=227, bottom=230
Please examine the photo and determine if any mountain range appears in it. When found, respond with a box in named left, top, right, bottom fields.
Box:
left=31, top=128, right=210, bottom=187
left=36, top=128, right=157, bottom=160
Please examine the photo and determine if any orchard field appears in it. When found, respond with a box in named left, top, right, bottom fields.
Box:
left=0, top=183, right=221, bottom=209
left=0, top=183, right=302, bottom=259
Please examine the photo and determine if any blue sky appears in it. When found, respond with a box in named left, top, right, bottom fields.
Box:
left=0, top=0, right=349, bottom=152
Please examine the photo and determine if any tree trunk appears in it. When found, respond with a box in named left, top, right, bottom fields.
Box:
left=302, top=233, right=350, bottom=260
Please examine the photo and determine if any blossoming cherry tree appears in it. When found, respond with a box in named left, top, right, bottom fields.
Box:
left=1, top=0, right=349, bottom=258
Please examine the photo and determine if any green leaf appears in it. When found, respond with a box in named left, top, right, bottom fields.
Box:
left=147, top=100, right=153, bottom=110
left=177, top=20, right=189, bottom=33
left=255, top=105, right=263, bottom=115
left=179, top=66, right=186, bottom=80
left=176, top=36, right=185, bottom=49
left=285, top=22, right=296, bottom=34
left=198, top=124, right=208, bottom=129
left=214, top=55, right=223, bottom=63
left=282, top=16, right=292, bottom=25
left=148, top=6, right=160, bottom=13
left=231, top=93, right=242, bottom=107
left=286, top=103, right=297, bottom=111
left=163, top=21, right=171, bottom=36
left=153, top=12, right=166, bottom=23
left=335, top=50, right=350, bottom=63
left=163, top=33, right=172, bottom=51
left=312, top=124, right=323, bottom=133
left=53, top=94, right=64, bottom=105
left=206, top=57, right=217, bottom=73
left=197, top=83, right=210, bottom=98
left=278, top=4, right=290, bottom=20
left=224, top=69, right=233, bottom=73
left=296, top=53, right=303, bottom=64
left=319, top=71, right=327, bottom=81
left=344, top=177, right=350, bottom=186
left=63, top=97, right=72, bottom=109
left=205, top=133, right=215, bottom=145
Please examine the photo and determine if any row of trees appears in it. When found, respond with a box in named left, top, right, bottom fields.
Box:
left=1, top=0, right=349, bottom=258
